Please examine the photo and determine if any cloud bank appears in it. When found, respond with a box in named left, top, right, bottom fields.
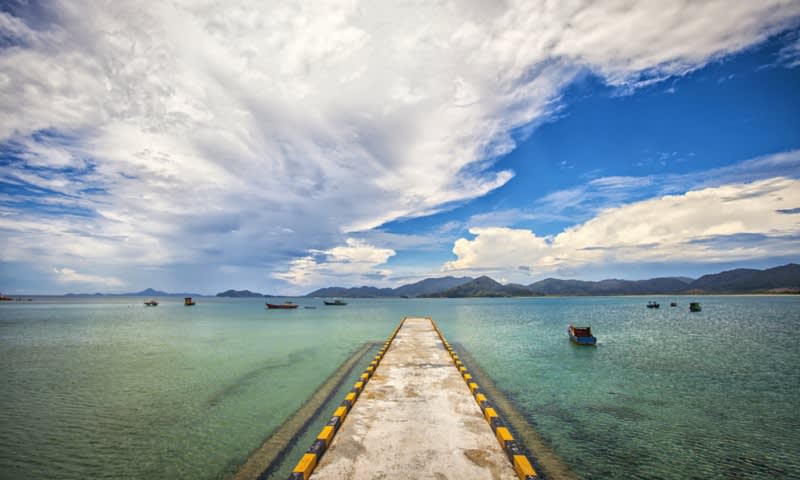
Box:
left=1, top=1, right=799, bottom=291
left=444, top=177, right=800, bottom=280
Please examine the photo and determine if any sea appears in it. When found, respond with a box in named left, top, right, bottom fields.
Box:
left=0, top=295, right=798, bottom=479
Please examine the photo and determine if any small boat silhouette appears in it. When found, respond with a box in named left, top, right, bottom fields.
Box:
left=266, top=301, right=299, bottom=309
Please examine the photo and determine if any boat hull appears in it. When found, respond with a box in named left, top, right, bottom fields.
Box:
left=323, top=301, right=347, bottom=306
left=568, top=334, right=597, bottom=345
left=266, top=303, right=298, bottom=309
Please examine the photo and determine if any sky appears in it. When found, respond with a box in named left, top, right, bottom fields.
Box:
left=1, top=1, right=799, bottom=295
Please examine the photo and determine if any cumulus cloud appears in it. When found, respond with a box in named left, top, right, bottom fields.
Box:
left=1, top=1, right=799, bottom=290
left=444, top=177, right=800, bottom=279
left=274, top=238, right=395, bottom=286
left=526, top=150, right=800, bottom=224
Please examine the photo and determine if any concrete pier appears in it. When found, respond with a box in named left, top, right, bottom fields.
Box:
left=306, top=317, right=527, bottom=480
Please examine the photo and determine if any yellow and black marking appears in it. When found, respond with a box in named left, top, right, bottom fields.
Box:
left=288, top=317, right=406, bottom=480
left=430, top=318, right=540, bottom=480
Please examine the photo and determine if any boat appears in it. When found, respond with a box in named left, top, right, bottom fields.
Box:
left=266, top=301, right=299, bottom=309
left=144, top=299, right=158, bottom=306
left=689, top=302, right=702, bottom=312
left=647, top=301, right=660, bottom=309
left=184, top=297, right=196, bottom=306
left=670, top=302, right=677, bottom=307
left=567, top=324, right=597, bottom=346
left=323, top=299, right=348, bottom=306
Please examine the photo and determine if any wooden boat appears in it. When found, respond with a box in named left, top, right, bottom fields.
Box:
left=670, top=302, right=677, bottom=307
left=266, top=301, right=298, bottom=309
left=647, top=301, right=660, bottom=309
left=144, top=299, right=158, bottom=306
left=323, top=299, right=347, bottom=306
left=689, top=302, right=702, bottom=312
left=567, top=324, right=597, bottom=346
left=184, top=297, right=196, bottom=306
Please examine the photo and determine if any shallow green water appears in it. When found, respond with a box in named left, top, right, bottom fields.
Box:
left=0, top=296, right=798, bottom=479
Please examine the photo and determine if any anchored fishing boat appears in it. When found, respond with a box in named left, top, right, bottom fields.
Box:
left=323, top=299, right=347, bottom=306
left=568, top=324, right=597, bottom=346
left=144, top=299, right=158, bottom=306
left=689, top=302, right=702, bottom=312
left=266, top=301, right=298, bottom=309
left=184, top=297, right=196, bottom=306
left=647, top=301, right=660, bottom=309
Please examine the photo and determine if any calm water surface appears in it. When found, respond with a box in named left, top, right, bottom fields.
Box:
left=0, top=296, right=798, bottom=479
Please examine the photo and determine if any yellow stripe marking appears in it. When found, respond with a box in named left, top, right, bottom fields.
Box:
left=513, top=455, right=537, bottom=478
left=317, top=425, right=334, bottom=446
left=293, top=453, right=317, bottom=479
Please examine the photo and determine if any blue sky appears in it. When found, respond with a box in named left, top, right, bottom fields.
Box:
left=1, top=2, right=799, bottom=294
left=379, top=34, right=800, bottom=280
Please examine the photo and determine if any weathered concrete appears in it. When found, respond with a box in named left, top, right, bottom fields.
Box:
left=312, top=317, right=517, bottom=480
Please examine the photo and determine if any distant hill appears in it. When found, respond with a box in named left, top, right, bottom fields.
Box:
left=305, top=276, right=474, bottom=298
left=421, top=263, right=799, bottom=297
left=66, top=288, right=202, bottom=297
left=133, top=288, right=171, bottom=297
left=60, top=264, right=800, bottom=299
left=392, top=276, right=473, bottom=297
left=306, top=285, right=396, bottom=298
left=688, top=263, right=800, bottom=292
left=215, top=289, right=273, bottom=297
left=425, top=276, right=537, bottom=298
left=528, top=277, right=691, bottom=295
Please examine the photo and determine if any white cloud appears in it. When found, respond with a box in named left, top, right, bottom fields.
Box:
left=1, top=1, right=798, bottom=290
left=444, top=177, right=800, bottom=279
left=776, top=30, right=800, bottom=68
left=274, top=238, right=395, bottom=286
left=529, top=150, right=800, bottom=224
left=53, top=267, right=124, bottom=287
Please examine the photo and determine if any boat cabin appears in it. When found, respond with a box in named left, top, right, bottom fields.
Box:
left=571, top=326, right=593, bottom=337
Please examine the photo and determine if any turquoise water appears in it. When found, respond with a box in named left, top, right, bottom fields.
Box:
left=0, top=296, right=798, bottom=479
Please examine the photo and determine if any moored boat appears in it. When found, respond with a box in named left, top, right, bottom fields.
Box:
left=670, top=302, right=677, bottom=307
left=323, top=299, right=347, bottom=306
left=568, top=324, right=597, bottom=346
left=266, top=301, right=298, bottom=309
left=184, top=297, right=196, bottom=306
left=144, top=299, right=158, bottom=306
left=647, top=301, right=660, bottom=309
left=689, top=302, right=702, bottom=312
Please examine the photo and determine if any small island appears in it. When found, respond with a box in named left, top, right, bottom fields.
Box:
left=216, top=289, right=272, bottom=298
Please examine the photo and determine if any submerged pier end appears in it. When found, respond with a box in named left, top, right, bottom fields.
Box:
left=289, top=316, right=538, bottom=480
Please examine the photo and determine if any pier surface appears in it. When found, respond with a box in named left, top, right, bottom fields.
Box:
left=312, top=317, right=517, bottom=479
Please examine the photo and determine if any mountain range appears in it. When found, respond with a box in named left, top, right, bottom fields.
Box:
left=305, top=263, right=800, bottom=298
left=424, top=263, right=800, bottom=297
left=305, top=276, right=472, bottom=298
left=65, top=288, right=202, bottom=297
left=64, top=263, right=799, bottom=298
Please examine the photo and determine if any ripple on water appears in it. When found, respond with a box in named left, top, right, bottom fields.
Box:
left=1, top=296, right=799, bottom=479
